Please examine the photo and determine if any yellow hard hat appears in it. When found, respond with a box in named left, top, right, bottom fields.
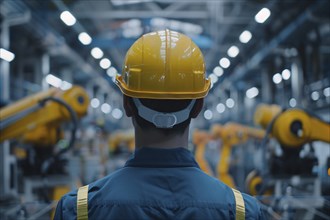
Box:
left=116, top=29, right=211, bottom=99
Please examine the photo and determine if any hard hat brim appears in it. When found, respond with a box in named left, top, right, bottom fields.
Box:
left=116, top=75, right=211, bottom=100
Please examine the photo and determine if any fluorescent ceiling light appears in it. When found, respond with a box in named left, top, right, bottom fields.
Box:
left=209, top=74, right=218, bottom=84
left=227, top=46, right=239, bottom=58
left=123, top=27, right=143, bottom=38
left=100, top=58, right=111, bottom=69
left=0, top=48, right=15, bottom=62
left=246, top=87, right=259, bottom=99
left=255, top=8, right=271, bottom=23
left=60, top=81, right=72, bottom=90
left=213, top=66, right=224, bottom=77
left=272, top=73, right=282, bottom=84
left=91, top=47, right=104, bottom=59
left=60, top=11, right=76, bottom=26
left=45, top=74, right=62, bottom=88
left=90, top=98, right=100, bottom=108
left=239, top=30, right=252, bottom=43
left=78, top=32, right=92, bottom=45
left=112, top=108, right=123, bottom=119
left=107, top=67, right=117, bottom=77
left=226, top=98, right=235, bottom=108
left=45, top=74, right=72, bottom=90
left=289, top=98, right=296, bottom=107
left=122, top=19, right=142, bottom=28
left=281, top=69, right=291, bottom=80
left=101, top=103, right=112, bottom=114
left=203, top=110, right=213, bottom=120
left=311, top=91, right=320, bottom=101
left=324, top=87, right=330, bottom=97
left=219, top=58, right=230, bottom=69
left=216, top=103, right=225, bottom=114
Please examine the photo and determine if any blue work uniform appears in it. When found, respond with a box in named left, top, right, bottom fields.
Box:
left=54, top=147, right=264, bottom=219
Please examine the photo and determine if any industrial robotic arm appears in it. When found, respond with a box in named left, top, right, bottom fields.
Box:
left=0, top=86, right=89, bottom=175
left=192, top=129, right=213, bottom=176
left=0, top=86, right=89, bottom=146
left=254, top=104, right=330, bottom=148
left=254, top=104, right=330, bottom=176
left=211, top=123, right=265, bottom=188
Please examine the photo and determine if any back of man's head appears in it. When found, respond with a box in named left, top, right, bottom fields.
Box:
left=116, top=30, right=210, bottom=134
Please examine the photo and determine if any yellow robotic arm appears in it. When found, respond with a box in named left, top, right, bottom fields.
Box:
left=254, top=104, right=330, bottom=177
left=254, top=104, right=330, bottom=148
left=109, top=131, right=135, bottom=154
left=211, top=123, right=265, bottom=188
left=192, top=129, right=213, bottom=176
left=0, top=86, right=89, bottom=145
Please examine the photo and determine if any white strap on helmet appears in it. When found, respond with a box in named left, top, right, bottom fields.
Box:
left=133, top=98, right=196, bottom=128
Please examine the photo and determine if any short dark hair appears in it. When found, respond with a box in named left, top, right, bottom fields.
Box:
left=127, top=97, right=195, bottom=135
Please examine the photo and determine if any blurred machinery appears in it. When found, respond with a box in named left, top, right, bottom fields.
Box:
left=249, top=104, right=330, bottom=219
left=192, top=129, right=213, bottom=176
left=254, top=104, right=330, bottom=177
left=0, top=86, right=89, bottom=219
left=107, top=130, right=134, bottom=172
left=211, top=123, right=265, bottom=188
left=192, top=124, right=265, bottom=189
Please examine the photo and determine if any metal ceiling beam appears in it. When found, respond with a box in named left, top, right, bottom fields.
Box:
left=205, top=1, right=243, bottom=68
left=51, top=0, right=124, bottom=82
left=228, top=0, right=326, bottom=84
left=74, top=10, right=250, bottom=23
left=17, top=0, right=118, bottom=96
left=75, top=10, right=209, bottom=19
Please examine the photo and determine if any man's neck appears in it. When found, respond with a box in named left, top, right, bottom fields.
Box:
left=134, top=125, right=189, bottom=149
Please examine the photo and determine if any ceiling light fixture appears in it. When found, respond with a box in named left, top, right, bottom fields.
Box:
left=107, top=67, right=117, bottom=77
left=213, top=66, right=224, bottom=77
left=45, top=74, right=62, bottom=88
left=112, top=108, right=123, bottom=119
left=90, top=98, right=100, bottom=108
left=60, top=81, right=72, bottom=90
left=216, top=103, right=225, bottom=114
left=209, top=74, right=218, bottom=84
left=204, top=110, right=213, bottom=120
left=246, top=87, right=259, bottom=99
left=255, top=8, right=271, bottom=23
left=100, top=58, right=111, bottom=69
left=91, top=47, right=104, bottom=59
left=311, top=91, right=320, bottom=101
left=101, top=103, right=112, bottom=114
left=60, top=11, right=76, bottom=26
left=227, top=46, right=240, bottom=58
left=281, top=69, right=291, bottom=80
left=219, top=58, right=231, bottom=69
left=239, top=30, right=252, bottom=43
left=289, top=98, right=297, bottom=107
left=272, top=73, right=282, bottom=84
left=78, top=32, right=92, bottom=45
left=0, top=48, right=15, bottom=62
left=324, top=87, right=330, bottom=97
left=226, top=98, right=235, bottom=108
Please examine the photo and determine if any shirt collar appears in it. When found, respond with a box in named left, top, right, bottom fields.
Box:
left=125, top=147, right=200, bottom=168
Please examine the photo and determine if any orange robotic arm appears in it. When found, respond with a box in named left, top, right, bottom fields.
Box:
left=0, top=86, right=89, bottom=145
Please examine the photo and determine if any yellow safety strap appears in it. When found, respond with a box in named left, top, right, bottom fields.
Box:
left=232, top=188, right=245, bottom=220
left=77, top=185, right=89, bottom=220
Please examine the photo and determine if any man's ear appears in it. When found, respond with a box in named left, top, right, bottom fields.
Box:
left=123, top=95, right=134, bottom=117
left=190, top=98, right=204, bottom=118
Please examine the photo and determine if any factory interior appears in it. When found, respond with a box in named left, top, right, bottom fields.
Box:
left=0, top=0, right=330, bottom=219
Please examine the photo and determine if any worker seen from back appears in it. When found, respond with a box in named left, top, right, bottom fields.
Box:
left=54, top=30, right=264, bottom=219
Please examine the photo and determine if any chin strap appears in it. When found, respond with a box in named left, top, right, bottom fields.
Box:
left=133, top=98, right=196, bottom=129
